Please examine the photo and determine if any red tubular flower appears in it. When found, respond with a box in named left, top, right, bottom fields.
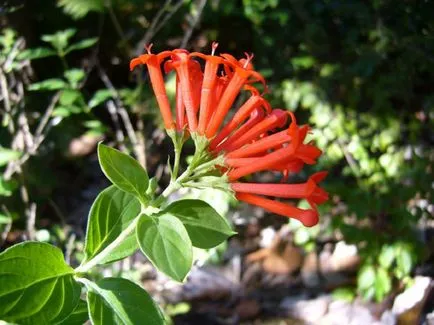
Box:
left=205, top=53, right=266, bottom=138
left=165, top=49, right=203, bottom=131
left=215, top=109, right=288, bottom=153
left=235, top=193, right=320, bottom=227
left=209, top=86, right=271, bottom=150
left=190, top=42, right=228, bottom=135
left=232, top=171, right=328, bottom=227
left=130, top=44, right=174, bottom=129
left=129, top=43, right=329, bottom=227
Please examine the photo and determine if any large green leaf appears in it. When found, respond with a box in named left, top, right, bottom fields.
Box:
left=85, top=277, right=165, bottom=325
left=98, top=143, right=149, bottom=203
left=0, top=242, right=80, bottom=324
left=59, top=299, right=89, bottom=325
left=136, top=214, right=193, bottom=282
left=164, top=199, right=235, bottom=249
left=83, top=185, right=141, bottom=265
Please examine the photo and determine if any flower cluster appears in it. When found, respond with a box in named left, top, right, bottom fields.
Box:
left=130, top=43, right=328, bottom=227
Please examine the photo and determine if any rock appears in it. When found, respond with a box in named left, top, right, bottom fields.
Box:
left=280, top=295, right=330, bottom=323
left=301, top=251, right=321, bottom=288
left=392, top=276, right=433, bottom=325
left=68, top=133, right=103, bottom=157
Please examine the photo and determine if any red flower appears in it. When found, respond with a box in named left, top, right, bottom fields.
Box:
left=231, top=172, right=328, bottom=227
left=130, top=44, right=174, bottom=130
left=130, top=43, right=329, bottom=226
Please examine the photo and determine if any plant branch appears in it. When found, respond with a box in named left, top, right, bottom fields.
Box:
left=75, top=216, right=140, bottom=273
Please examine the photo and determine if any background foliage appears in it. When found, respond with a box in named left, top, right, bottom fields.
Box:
left=1, top=0, right=433, bottom=319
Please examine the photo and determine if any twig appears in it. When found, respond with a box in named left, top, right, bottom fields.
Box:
left=135, top=0, right=185, bottom=55
left=98, top=64, right=147, bottom=167
left=106, top=100, right=127, bottom=151
left=0, top=70, right=14, bottom=133
left=181, top=0, right=208, bottom=48
left=3, top=92, right=61, bottom=179
left=65, top=233, right=76, bottom=265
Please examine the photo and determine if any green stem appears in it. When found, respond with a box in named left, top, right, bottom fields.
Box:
left=74, top=138, right=215, bottom=274
left=75, top=217, right=140, bottom=273
left=171, top=147, right=181, bottom=181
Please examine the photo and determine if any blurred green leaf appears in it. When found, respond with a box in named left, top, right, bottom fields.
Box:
left=164, top=199, right=235, bottom=249
left=0, top=148, right=21, bottom=167
left=358, top=264, right=376, bottom=289
left=65, top=38, right=98, bottom=54
left=375, top=267, right=392, bottom=302
left=332, top=288, right=355, bottom=302
left=136, top=214, right=193, bottom=282
left=53, top=105, right=83, bottom=117
left=0, top=214, right=12, bottom=224
left=28, top=79, right=67, bottom=91
left=64, top=69, right=86, bottom=88
left=0, top=242, right=81, bottom=324
left=89, top=89, right=114, bottom=108
left=17, top=47, right=56, bottom=60
left=58, top=0, right=105, bottom=19
left=378, top=245, right=395, bottom=268
left=59, top=89, right=82, bottom=106
left=41, top=29, right=76, bottom=53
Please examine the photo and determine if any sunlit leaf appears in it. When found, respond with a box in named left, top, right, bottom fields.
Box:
left=0, top=242, right=80, bottom=324
left=98, top=143, right=149, bottom=204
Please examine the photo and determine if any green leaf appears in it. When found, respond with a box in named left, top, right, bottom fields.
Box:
left=58, top=0, right=105, bottom=19
left=89, top=89, right=114, bottom=108
left=98, top=143, right=149, bottom=203
left=41, top=29, right=76, bottom=52
left=0, top=242, right=81, bottom=324
left=378, top=245, right=395, bottom=268
left=164, top=199, right=235, bottom=249
left=0, top=176, right=17, bottom=197
left=375, top=267, right=391, bottom=302
left=396, top=246, right=413, bottom=276
left=65, top=38, right=98, bottom=54
left=358, top=264, right=376, bottom=289
left=64, top=69, right=86, bottom=88
left=28, top=78, right=67, bottom=91
left=59, top=300, right=89, bottom=325
left=0, top=147, right=21, bottom=166
left=136, top=214, right=193, bottom=282
left=85, top=277, right=165, bottom=325
left=332, top=287, right=355, bottom=302
left=17, top=47, right=56, bottom=60
left=83, top=186, right=141, bottom=264
left=53, top=105, right=83, bottom=117
left=0, top=214, right=12, bottom=224
left=59, top=89, right=82, bottom=106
